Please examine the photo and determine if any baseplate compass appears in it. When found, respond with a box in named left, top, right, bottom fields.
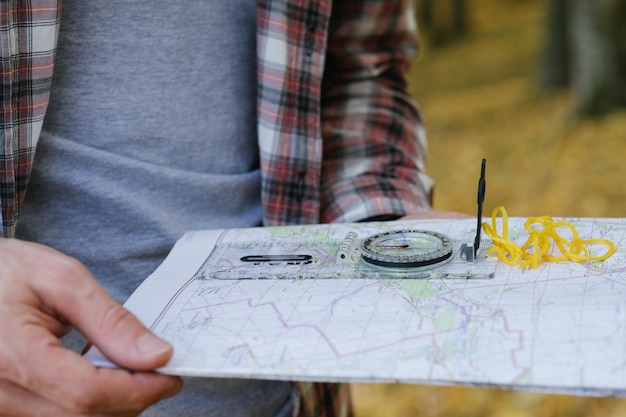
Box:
left=193, top=159, right=492, bottom=281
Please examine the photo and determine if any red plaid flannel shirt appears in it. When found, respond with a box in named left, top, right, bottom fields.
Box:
left=1, top=0, right=431, bottom=415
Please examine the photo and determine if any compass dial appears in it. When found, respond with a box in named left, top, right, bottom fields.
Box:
left=360, top=229, right=454, bottom=269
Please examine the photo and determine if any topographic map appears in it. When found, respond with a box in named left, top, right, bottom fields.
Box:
left=87, top=218, right=626, bottom=396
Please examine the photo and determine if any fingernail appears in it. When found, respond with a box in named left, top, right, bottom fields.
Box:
left=135, top=333, right=171, bottom=357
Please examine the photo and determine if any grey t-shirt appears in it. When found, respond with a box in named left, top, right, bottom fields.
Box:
left=17, top=1, right=294, bottom=416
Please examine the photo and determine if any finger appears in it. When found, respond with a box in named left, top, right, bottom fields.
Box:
left=29, top=251, right=173, bottom=371
left=1, top=239, right=172, bottom=370
left=0, top=372, right=181, bottom=417
left=0, top=378, right=67, bottom=417
left=0, top=239, right=182, bottom=414
left=4, top=316, right=183, bottom=414
left=0, top=378, right=95, bottom=417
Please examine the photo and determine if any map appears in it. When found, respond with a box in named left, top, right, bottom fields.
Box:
left=86, top=218, right=626, bottom=397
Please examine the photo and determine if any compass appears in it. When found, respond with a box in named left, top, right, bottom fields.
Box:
left=360, top=229, right=454, bottom=269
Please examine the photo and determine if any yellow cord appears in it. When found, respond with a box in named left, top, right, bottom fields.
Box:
left=481, top=206, right=616, bottom=269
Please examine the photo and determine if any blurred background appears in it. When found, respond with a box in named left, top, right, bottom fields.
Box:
left=351, top=0, right=626, bottom=415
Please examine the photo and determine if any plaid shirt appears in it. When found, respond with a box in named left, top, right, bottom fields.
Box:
left=1, top=0, right=430, bottom=415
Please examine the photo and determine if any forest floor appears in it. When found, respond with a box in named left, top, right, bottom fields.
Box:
left=351, top=0, right=626, bottom=416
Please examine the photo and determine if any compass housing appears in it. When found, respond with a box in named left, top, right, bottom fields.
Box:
left=360, top=229, right=454, bottom=269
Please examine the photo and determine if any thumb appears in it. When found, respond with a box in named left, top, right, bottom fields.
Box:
left=39, top=255, right=173, bottom=370
left=81, top=300, right=173, bottom=371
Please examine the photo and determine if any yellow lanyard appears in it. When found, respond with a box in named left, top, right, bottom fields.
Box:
left=482, top=206, right=616, bottom=269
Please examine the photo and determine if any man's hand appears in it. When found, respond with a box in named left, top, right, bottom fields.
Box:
left=0, top=238, right=183, bottom=416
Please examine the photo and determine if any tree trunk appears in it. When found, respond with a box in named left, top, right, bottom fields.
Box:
left=539, top=0, right=570, bottom=91
left=569, top=0, right=622, bottom=115
left=540, top=0, right=626, bottom=116
left=415, top=0, right=469, bottom=46
left=452, top=0, right=467, bottom=35
left=419, top=0, right=434, bottom=33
